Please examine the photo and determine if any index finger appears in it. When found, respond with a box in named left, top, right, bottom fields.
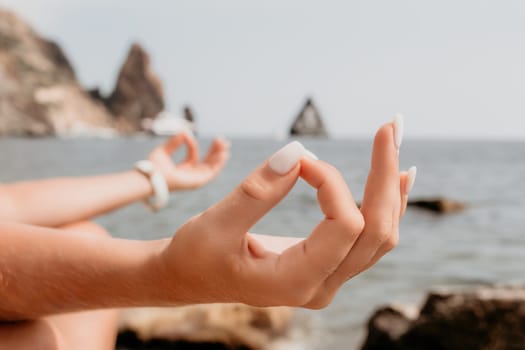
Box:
left=163, top=132, right=199, bottom=163
left=278, top=158, right=364, bottom=282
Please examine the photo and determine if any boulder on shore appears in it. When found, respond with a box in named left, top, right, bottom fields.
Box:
left=361, top=285, right=525, bottom=350
left=0, top=9, right=166, bottom=136
left=116, top=304, right=294, bottom=350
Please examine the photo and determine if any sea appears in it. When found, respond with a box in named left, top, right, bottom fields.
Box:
left=1, top=137, right=524, bottom=349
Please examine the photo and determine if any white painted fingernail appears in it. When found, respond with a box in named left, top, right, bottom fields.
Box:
left=406, top=166, right=417, bottom=194
left=393, top=113, right=404, bottom=150
left=303, top=149, right=319, bottom=160
left=268, top=141, right=305, bottom=175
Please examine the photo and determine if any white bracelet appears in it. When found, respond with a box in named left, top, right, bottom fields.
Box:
left=134, top=160, right=170, bottom=212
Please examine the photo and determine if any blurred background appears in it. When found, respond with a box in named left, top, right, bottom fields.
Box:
left=2, top=0, right=525, bottom=139
left=1, top=1, right=524, bottom=349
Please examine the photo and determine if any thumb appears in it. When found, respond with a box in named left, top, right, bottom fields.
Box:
left=205, top=141, right=309, bottom=235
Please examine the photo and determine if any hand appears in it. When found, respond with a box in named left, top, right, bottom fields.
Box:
left=156, top=121, right=415, bottom=309
left=148, top=133, right=230, bottom=191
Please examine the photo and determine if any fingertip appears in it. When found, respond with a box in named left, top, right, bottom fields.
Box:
left=399, top=171, right=408, bottom=188
left=370, top=123, right=399, bottom=174
left=268, top=141, right=305, bottom=175
left=214, top=136, right=231, bottom=150
left=374, top=123, right=396, bottom=152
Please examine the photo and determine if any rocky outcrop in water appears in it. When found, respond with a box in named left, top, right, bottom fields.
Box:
left=116, top=304, right=294, bottom=350
left=408, top=197, right=466, bottom=214
left=289, top=98, right=328, bottom=137
left=0, top=9, right=165, bottom=137
left=361, top=285, right=525, bottom=350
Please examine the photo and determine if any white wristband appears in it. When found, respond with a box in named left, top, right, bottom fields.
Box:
left=134, top=160, right=170, bottom=212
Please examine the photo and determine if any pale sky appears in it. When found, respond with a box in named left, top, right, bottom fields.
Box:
left=1, top=0, right=525, bottom=139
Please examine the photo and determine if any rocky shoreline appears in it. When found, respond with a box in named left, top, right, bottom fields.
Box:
left=361, top=285, right=525, bottom=350
left=116, top=304, right=294, bottom=350
left=0, top=9, right=166, bottom=137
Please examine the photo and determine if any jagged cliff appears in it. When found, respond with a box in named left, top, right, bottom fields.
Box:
left=0, top=9, right=164, bottom=136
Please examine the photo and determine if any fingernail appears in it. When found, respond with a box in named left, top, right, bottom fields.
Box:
left=393, top=113, right=404, bottom=150
left=268, top=141, right=305, bottom=175
left=406, top=166, right=417, bottom=194
left=303, top=149, right=319, bottom=160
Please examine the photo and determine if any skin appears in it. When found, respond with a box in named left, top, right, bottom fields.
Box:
left=0, top=133, right=229, bottom=349
left=0, top=122, right=409, bottom=348
left=0, top=133, right=229, bottom=227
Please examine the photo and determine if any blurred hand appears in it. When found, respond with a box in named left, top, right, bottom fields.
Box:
left=156, top=122, right=415, bottom=309
left=148, top=133, right=230, bottom=191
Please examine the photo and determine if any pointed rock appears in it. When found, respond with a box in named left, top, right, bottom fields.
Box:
left=106, top=43, right=165, bottom=133
left=289, top=98, right=328, bottom=137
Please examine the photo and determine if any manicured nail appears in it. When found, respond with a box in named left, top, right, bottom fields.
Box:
left=304, top=149, right=319, bottom=160
left=393, top=113, right=404, bottom=150
left=406, top=166, right=417, bottom=194
left=268, top=141, right=305, bottom=175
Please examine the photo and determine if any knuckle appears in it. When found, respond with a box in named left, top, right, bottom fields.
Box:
left=281, top=281, right=316, bottom=307
left=225, top=254, right=243, bottom=277
left=384, top=232, right=399, bottom=252
left=305, top=288, right=337, bottom=310
left=288, top=290, right=314, bottom=307
left=340, top=215, right=365, bottom=237
left=240, top=176, right=271, bottom=202
left=322, top=162, right=340, bottom=174
left=307, top=297, right=332, bottom=310
left=373, top=220, right=394, bottom=243
left=324, top=165, right=345, bottom=183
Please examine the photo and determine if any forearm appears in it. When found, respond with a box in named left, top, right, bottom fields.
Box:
left=0, top=171, right=152, bottom=227
left=0, top=222, right=169, bottom=320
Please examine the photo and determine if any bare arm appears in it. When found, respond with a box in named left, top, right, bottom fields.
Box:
left=0, top=134, right=229, bottom=227
left=0, top=221, right=168, bottom=320
left=0, top=172, right=152, bottom=227
left=0, top=120, right=415, bottom=320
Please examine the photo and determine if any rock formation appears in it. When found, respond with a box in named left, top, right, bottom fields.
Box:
left=116, top=304, right=294, bottom=350
left=0, top=9, right=115, bottom=136
left=289, top=98, right=328, bottom=137
left=183, top=105, right=195, bottom=124
left=103, top=43, right=165, bottom=133
left=361, top=285, right=525, bottom=350
left=0, top=9, right=166, bottom=136
left=408, top=197, right=466, bottom=214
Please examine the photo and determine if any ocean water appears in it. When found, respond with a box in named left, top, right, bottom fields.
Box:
left=1, top=137, right=524, bottom=349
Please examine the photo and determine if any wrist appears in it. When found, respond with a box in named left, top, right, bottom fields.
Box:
left=148, top=238, right=194, bottom=305
left=134, top=160, right=170, bottom=211
left=115, top=238, right=173, bottom=307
